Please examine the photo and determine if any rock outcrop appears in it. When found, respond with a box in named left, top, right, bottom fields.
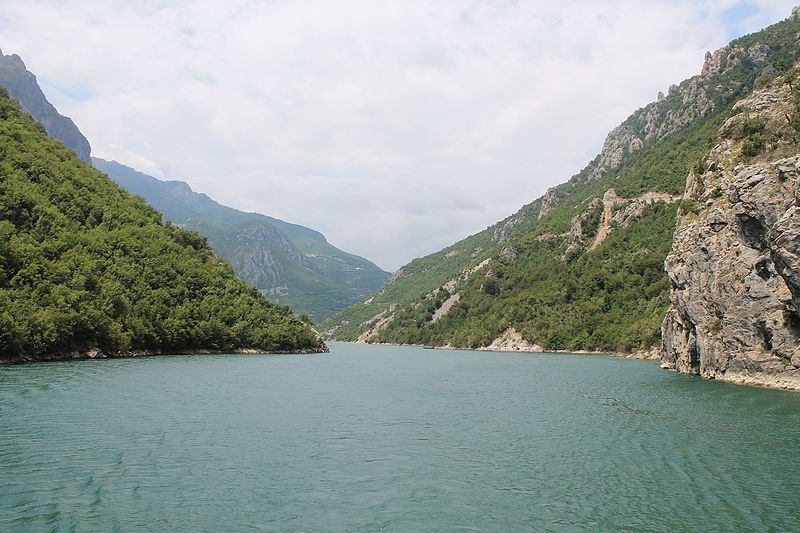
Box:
left=537, top=31, right=773, bottom=219
left=537, top=188, right=560, bottom=220
left=590, top=189, right=680, bottom=250
left=355, top=305, right=397, bottom=343
left=493, top=214, right=523, bottom=242
left=662, top=68, right=800, bottom=389
left=228, top=222, right=302, bottom=288
left=589, top=24, right=791, bottom=188
left=431, top=293, right=461, bottom=323
left=478, top=328, right=543, bottom=352
left=589, top=189, right=625, bottom=250
left=561, top=188, right=680, bottom=253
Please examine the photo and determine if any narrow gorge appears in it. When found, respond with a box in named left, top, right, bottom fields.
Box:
left=325, top=7, right=800, bottom=389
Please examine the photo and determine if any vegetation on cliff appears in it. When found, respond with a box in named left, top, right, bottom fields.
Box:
left=325, top=11, right=800, bottom=353
left=0, top=89, right=325, bottom=360
left=662, top=66, right=800, bottom=388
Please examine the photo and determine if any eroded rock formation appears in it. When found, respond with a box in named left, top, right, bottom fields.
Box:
left=662, top=69, right=800, bottom=389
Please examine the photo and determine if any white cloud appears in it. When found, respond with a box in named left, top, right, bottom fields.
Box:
left=0, top=0, right=795, bottom=270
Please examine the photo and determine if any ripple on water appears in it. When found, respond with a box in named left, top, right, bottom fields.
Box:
left=1, top=346, right=800, bottom=530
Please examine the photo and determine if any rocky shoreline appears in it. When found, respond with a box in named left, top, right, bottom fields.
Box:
left=471, top=328, right=662, bottom=360
left=470, top=344, right=659, bottom=360
left=659, top=365, right=800, bottom=391
left=353, top=336, right=661, bottom=361
left=0, top=345, right=329, bottom=365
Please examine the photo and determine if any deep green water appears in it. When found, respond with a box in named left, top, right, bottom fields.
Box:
left=2, top=342, right=800, bottom=531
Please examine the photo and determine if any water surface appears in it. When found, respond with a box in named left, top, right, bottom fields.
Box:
left=1, top=342, right=799, bottom=531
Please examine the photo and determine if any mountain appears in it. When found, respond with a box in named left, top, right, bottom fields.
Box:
left=662, top=66, right=800, bottom=389
left=0, top=51, right=390, bottom=323
left=0, top=50, right=91, bottom=163
left=0, top=87, right=325, bottom=362
left=92, top=158, right=391, bottom=321
left=325, top=9, right=800, bottom=357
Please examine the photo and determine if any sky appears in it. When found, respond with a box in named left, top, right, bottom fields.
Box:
left=0, top=1, right=795, bottom=271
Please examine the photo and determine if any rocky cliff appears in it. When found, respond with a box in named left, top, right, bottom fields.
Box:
left=326, top=8, right=800, bottom=353
left=662, top=67, right=800, bottom=389
left=537, top=24, right=790, bottom=220
left=0, top=50, right=91, bottom=163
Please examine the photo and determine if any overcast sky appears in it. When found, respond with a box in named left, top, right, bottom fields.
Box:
left=0, top=1, right=795, bottom=271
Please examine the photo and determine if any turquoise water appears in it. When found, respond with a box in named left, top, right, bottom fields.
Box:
left=1, top=342, right=800, bottom=531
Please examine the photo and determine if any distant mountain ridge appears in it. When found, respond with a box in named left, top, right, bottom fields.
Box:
left=0, top=52, right=390, bottom=322
left=92, top=158, right=391, bottom=321
left=0, top=50, right=91, bottom=163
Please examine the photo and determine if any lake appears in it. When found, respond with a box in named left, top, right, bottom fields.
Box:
left=1, top=342, right=799, bottom=531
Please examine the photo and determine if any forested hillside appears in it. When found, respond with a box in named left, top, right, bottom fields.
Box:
left=93, top=158, right=391, bottom=322
left=0, top=51, right=389, bottom=324
left=0, top=89, right=325, bottom=361
left=325, top=11, right=800, bottom=353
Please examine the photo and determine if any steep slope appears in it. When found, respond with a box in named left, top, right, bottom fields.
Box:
left=0, top=88, right=325, bottom=362
left=92, top=158, right=391, bottom=321
left=325, top=9, right=800, bottom=353
left=662, top=67, right=800, bottom=389
left=0, top=51, right=388, bottom=323
left=0, top=50, right=91, bottom=163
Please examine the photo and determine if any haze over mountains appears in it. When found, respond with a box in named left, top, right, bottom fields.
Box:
left=93, top=158, right=390, bottom=321
left=0, top=49, right=390, bottom=322
left=3, top=4, right=800, bottom=388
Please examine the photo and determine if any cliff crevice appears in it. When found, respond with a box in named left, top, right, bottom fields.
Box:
left=662, top=67, right=800, bottom=389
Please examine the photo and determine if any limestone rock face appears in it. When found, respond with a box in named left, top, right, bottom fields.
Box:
left=431, top=293, right=460, bottom=323
left=532, top=33, right=785, bottom=220
left=585, top=32, right=782, bottom=187
left=478, top=328, right=543, bottom=353
left=561, top=188, right=679, bottom=253
left=493, top=214, right=522, bottom=242
left=355, top=305, right=397, bottom=343
left=499, top=246, right=518, bottom=263
left=567, top=198, right=602, bottom=242
left=228, top=221, right=303, bottom=289
left=537, top=188, right=559, bottom=220
left=662, top=71, right=800, bottom=389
